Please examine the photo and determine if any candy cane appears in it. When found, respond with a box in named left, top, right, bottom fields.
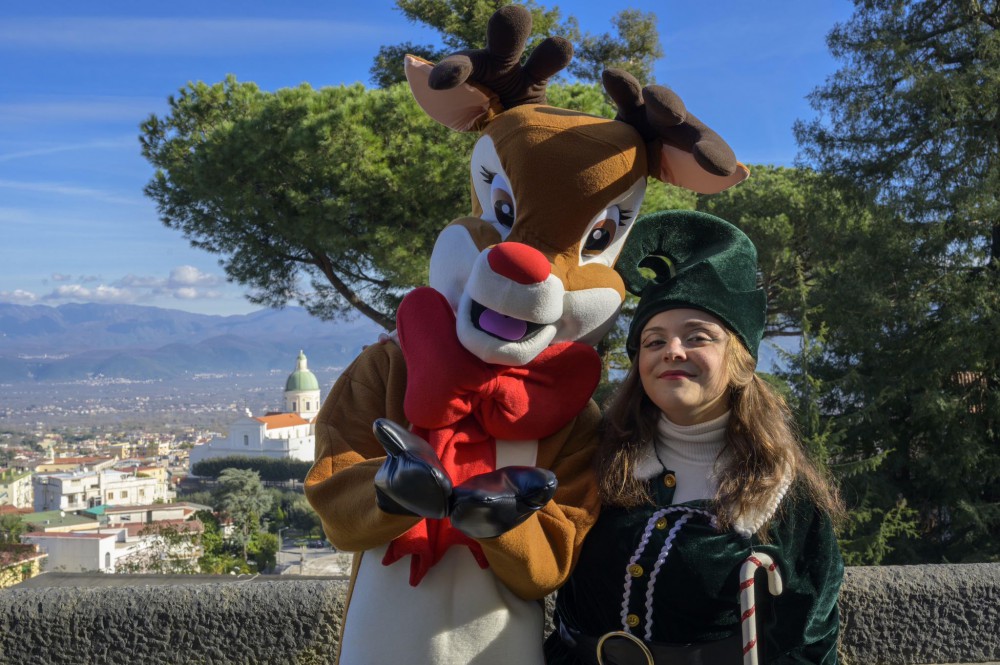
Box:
left=740, top=553, right=783, bottom=665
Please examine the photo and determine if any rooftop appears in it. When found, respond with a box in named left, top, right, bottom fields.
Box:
left=36, top=456, right=114, bottom=467
left=120, top=519, right=204, bottom=538
left=255, top=413, right=310, bottom=430
left=21, top=511, right=97, bottom=528
left=23, top=530, right=119, bottom=540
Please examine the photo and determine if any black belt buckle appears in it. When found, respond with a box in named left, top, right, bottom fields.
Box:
left=596, top=631, right=655, bottom=665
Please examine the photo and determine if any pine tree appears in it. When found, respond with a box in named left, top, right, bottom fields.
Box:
left=795, top=0, right=1000, bottom=562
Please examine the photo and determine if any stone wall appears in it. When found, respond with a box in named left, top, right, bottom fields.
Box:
left=0, top=564, right=997, bottom=664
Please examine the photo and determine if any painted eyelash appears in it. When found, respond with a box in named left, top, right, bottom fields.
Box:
left=480, top=165, right=496, bottom=184
left=619, top=209, right=635, bottom=224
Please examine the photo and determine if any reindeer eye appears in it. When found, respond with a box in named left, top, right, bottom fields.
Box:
left=582, top=206, right=632, bottom=256
left=490, top=175, right=515, bottom=229
left=584, top=220, right=616, bottom=253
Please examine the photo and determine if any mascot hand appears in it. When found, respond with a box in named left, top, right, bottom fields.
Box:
left=449, top=466, right=557, bottom=539
left=373, top=418, right=453, bottom=519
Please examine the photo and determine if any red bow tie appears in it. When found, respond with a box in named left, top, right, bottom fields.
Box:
left=382, top=287, right=600, bottom=585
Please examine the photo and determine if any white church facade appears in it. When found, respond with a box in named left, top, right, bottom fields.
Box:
left=189, top=351, right=322, bottom=468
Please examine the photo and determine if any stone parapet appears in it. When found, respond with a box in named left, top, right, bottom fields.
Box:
left=0, top=564, right=998, bottom=664
left=839, top=564, right=1000, bottom=665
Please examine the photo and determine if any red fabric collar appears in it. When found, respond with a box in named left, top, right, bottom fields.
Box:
left=382, top=287, right=600, bottom=585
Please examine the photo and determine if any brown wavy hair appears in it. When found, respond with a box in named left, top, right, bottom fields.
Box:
left=598, top=333, right=843, bottom=536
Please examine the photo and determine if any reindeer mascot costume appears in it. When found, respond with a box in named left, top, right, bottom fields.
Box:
left=305, top=6, right=748, bottom=664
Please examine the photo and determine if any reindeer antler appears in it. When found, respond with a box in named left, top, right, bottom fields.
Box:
left=428, top=4, right=573, bottom=109
left=603, top=69, right=739, bottom=177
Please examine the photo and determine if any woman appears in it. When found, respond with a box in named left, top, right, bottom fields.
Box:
left=545, top=210, right=844, bottom=665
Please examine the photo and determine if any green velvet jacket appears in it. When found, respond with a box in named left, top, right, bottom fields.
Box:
left=545, top=470, right=843, bottom=664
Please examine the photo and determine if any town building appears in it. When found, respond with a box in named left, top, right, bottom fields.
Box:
left=189, top=351, right=322, bottom=468
left=22, top=517, right=204, bottom=574
left=34, top=456, right=117, bottom=474
left=0, top=469, right=33, bottom=509
left=81, top=501, right=207, bottom=526
left=113, top=462, right=168, bottom=485
left=32, top=468, right=176, bottom=513
left=21, top=531, right=122, bottom=573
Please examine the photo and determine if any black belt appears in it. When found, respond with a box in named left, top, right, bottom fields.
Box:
left=558, top=621, right=743, bottom=665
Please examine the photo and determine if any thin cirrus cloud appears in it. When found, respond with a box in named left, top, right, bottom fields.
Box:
left=0, top=18, right=390, bottom=55
left=0, top=179, right=143, bottom=206
left=49, top=273, right=102, bottom=284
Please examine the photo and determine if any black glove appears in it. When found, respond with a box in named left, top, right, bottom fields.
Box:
left=372, top=418, right=453, bottom=519
left=449, top=466, right=557, bottom=539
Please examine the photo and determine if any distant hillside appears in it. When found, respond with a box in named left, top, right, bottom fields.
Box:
left=0, top=302, right=793, bottom=383
left=0, top=303, right=384, bottom=383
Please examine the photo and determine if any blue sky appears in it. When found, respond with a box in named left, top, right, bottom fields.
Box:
left=0, top=0, right=854, bottom=316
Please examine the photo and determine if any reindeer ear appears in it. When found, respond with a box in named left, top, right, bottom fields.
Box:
left=653, top=144, right=750, bottom=194
left=404, top=55, right=499, bottom=132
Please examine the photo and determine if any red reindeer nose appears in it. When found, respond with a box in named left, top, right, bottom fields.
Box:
left=487, top=242, right=551, bottom=285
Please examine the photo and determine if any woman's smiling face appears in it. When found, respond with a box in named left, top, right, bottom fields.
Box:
left=637, top=308, right=731, bottom=425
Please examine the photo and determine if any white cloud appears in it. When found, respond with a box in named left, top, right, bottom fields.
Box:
left=173, top=287, right=199, bottom=300
left=48, top=285, right=91, bottom=299
left=91, top=286, right=136, bottom=303
left=168, top=265, right=222, bottom=288
left=44, top=284, right=137, bottom=304
left=21, top=267, right=230, bottom=307
left=113, top=266, right=227, bottom=301
left=174, top=288, right=223, bottom=301
left=0, top=289, right=39, bottom=304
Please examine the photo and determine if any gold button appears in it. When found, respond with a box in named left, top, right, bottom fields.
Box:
left=655, top=518, right=668, bottom=530
left=663, top=473, right=677, bottom=488
left=628, top=564, right=644, bottom=578
left=626, top=614, right=640, bottom=628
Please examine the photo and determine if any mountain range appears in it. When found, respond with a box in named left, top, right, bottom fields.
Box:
left=0, top=302, right=789, bottom=384
left=0, top=303, right=384, bottom=383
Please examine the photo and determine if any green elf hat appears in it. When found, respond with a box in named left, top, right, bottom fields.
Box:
left=618, top=210, right=767, bottom=360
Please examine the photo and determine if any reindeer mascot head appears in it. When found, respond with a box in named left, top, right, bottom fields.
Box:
left=305, top=6, right=747, bottom=665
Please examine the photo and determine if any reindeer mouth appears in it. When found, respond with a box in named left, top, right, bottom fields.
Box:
left=470, top=300, right=546, bottom=342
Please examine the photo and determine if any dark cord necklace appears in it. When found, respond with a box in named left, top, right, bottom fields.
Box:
left=652, top=440, right=670, bottom=474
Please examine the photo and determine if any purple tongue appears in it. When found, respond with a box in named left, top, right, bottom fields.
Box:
left=478, top=308, right=528, bottom=341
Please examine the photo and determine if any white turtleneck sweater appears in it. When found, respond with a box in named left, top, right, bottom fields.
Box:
left=634, top=411, right=730, bottom=504
left=633, top=410, right=795, bottom=537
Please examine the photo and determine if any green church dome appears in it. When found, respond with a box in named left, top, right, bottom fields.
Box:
left=285, top=350, right=320, bottom=392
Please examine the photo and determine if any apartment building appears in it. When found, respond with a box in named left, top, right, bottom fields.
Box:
left=32, top=469, right=175, bottom=512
